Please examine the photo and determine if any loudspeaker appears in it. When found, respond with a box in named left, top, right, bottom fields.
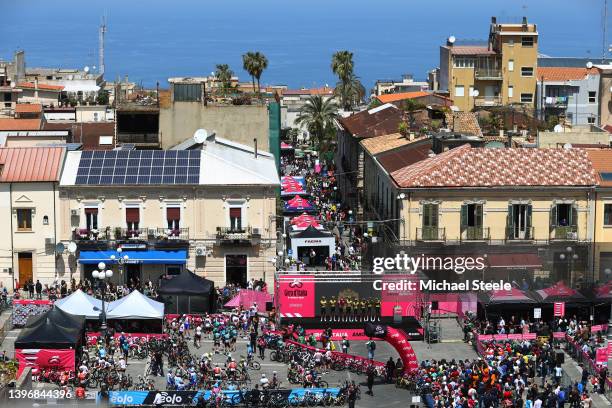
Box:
left=555, top=350, right=564, bottom=364
left=431, top=301, right=439, bottom=310
left=265, top=301, right=274, bottom=312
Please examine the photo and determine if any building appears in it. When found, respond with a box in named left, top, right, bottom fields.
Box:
left=589, top=149, right=612, bottom=282
left=439, top=17, right=538, bottom=111
left=368, top=144, right=597, bottom=287
left=0, top=147, right=66, bottom=289
left=17, top=81, right=64, bottom=107
left=597, top=64, right=612, bottom=127
left=280, top=86, right=335, bottom=131
left=25, top=67, right=103, bottom=102
left=0, top=118, right=42, bottom=132
left=335, top=103, right=404, bottom=217
left=373, top=74, right=429, bottom=96
left=0, top=130, right=69, bottom=148
left=42, top=122, right=116, bottom=150
left=536, top=64, right=600, bottom=126
left=538, top=125, right=611, bottom=148
left=375, top=91, right=452, bottom=108
left=58, top=134, right=279, bottom=289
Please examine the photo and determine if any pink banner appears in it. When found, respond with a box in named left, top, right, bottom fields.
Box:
left=554, top=302, right=565, bottom=317
left=591, top=324, right=604, bottom=333
left=478, top=334, right=493, bottom=341
left=304, top=328, right=369, bottom=341
left=507, top=334, right=522, bottom=340
left=595, top=347, right=608, bottom=366
left=238, top=290, right=272, bottom=311
left=13, top=299, right=53, bottom=305
left=15, top=349, right=75, bottom=377
left=553, top=332, right=566, bottom=339
left=493, top=334, right=508, bottom=341
left=386, top=327, right=419, bottom=372
left=86, top=332, right=168, bottom=346
left=523, top=333, right=537, bottom=340
left=277, top=275, right=315, bottom=318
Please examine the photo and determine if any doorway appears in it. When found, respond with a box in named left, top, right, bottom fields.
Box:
left=18, top=252, right=33, bottom=285
left=226, top=255, right=247, bottom=287
left=126, top=264, right=141, bottom=286
left=510, top=204, right=531, bottom=239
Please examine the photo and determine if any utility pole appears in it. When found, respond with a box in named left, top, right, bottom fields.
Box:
left=604, top=0, right=609, bottom=63
left=99, top=15, right=107, bottom=76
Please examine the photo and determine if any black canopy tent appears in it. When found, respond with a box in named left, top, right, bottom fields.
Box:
left=158, top=271, right=215, bottom=314
left=15, top=309, right=85, bottom=349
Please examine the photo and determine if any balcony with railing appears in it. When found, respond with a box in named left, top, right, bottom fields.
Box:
left=460, top=226, right=490, bottom=242
left=550, top=225, right=579, bottom=241
left=475, top=68, right=502, bottom=80
left=544, top=96, right=568, bottom=108
left=505, top=226, right=535, bottom=242
left=72, top=227, right=111, bottom=249
left=473, top=96, right=503, bottom=107
left=114, top=227, right=149, bottom=242
left=416, top=227, right=446, bottom=242
left=152, top=227, right=190, bottom=247
left=216, top=226, right=261, bottom=246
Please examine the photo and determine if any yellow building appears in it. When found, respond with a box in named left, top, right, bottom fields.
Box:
left=58, top=135, right=279, bottom=289
left=439, top=17, right=538, bottom=111
left=369, top=144, right=598, bottom=287
left=587, top=149, right=612, bottom=283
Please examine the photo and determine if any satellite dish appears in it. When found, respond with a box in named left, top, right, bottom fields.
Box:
left=84, top=66, right=90, bottom=73
left=448, top=36, right=456, bottom=44
left=67, top=241, right=78, bottom=254
left=586, top=61, right=593, bottom=69
left=563, top=143, right=573, bottom=149
left=55, top=242, right=65, bottom=254
left=193, top=129, right=208, bottom=144
left=553, top=124, right=564, bottom=133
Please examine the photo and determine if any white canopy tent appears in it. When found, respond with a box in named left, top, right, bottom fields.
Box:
left=54, top=289, right=103, bottom=319
left=107, top=290, right=164, bottom=320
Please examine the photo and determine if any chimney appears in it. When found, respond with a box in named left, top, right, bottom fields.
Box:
left=253, top=138, right=258, bottom=159
left=491, top=16, right=497, bottom=24
left=522, top=16, right=528, bottom=26
left=507, top=131, right=513, bottom=148
left=34, top=77, right=39, bottom=98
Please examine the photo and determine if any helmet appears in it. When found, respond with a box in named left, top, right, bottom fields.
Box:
left=261, top=374, right=266, bottom=378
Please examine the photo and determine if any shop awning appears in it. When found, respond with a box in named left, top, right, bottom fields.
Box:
left=488, top=253, right=542, bottom=269
left=78, top=249, right=187, bottom=265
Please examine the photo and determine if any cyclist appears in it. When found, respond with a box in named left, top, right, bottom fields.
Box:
left=260, top=373, right=270, bottom=390
left=270, top=371, right=280, bottom=389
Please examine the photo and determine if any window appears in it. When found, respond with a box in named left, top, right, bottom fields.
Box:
left=551, top=203, right=576, bottom=226
left=125, top=207, right=140, bottom=231
left=520, top=93, right=533, bottom=103
left=455, top=85, right=465, bottom=97
left=453, top=57, right=475, bottom=68
left=99, top=135, right=113, bottom=145
left=521, top=67, right=534, bottom=77
left=16, top=209, right=32, bottom=231
left=507, top=38, right=515, bottom=46
left=508, top=86, right=514, bottom=98
left=508, top=60, right=514, bottom=72
left=588, top=91, right=596, bottom=103
left=521, top=36, right=534, bottom=47
left=461, top=203, right=484, bottom=239
left=229, top=207, right=243, bottom=231
left=604, top=204, right=612, bottom=226
left=167, top=206, right=180, bottom=230
left=85, top=208, right=98, bottom=230
left=173, top=83, right=202, bottom=102
left=587, top=117, right=596, bottom=124
left=422, top=204, right=439, bottom=240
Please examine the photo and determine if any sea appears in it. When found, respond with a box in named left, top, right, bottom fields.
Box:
left=1, top=0, right=610, bottom=90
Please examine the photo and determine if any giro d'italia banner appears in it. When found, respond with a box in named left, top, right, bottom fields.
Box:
left=106, top=388, right=340, bottom=406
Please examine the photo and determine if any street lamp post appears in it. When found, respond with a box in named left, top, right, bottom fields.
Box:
left=91, top=262, right=113, bottom=344
left=605, top=268, right=612, bottom=369
left=111, top=248, right=129, bottom=284
left=559, top=246, right=579, bottom=286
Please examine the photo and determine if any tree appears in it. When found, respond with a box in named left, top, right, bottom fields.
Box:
left=96, top=89, right=110, bottom=106
left=295, top=95, right=339, bottom=152
left=368, top=98, right=382, bottom=109
left=401, top=99, right=426, bottom=130
left=242, top=51, right=268, bottom=96
left=215, top=64, right=234, bottom=96
left=331, top=51, right=364, bottom=110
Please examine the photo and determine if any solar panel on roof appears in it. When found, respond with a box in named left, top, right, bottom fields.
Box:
left=601, top=172, right=612, bottom=181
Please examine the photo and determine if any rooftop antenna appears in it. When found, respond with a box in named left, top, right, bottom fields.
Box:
left=604, top=0, right=609, bottom=62
left=99, top=14, right=107, bottom=76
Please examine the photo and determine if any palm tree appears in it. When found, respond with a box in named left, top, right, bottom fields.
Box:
left=334, top=73, right=365, bottom=110
left=295, top=95, right=339, bottom=152
left=331, top=50, right=354, bottom=83
left=242, top=51, right=268, bottom=96
left=215, top=64, right=233, bottom=96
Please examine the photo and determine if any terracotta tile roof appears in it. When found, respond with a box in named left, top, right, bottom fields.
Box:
left=15, top=103, right=43, bottom=114
left=339, top=105, right=404, bottom=139
left=0, top=118, right=42, bottom=131
left=448, top=46, right=496, bottom=56
left=536, top=67, right=599, bottom=81
left=391, top=145, right=596, bottom=188
left=377, top=141, right=433, bottom=173
left=0, top=147, right=65, bottom=182
left=17, top=82, right=64, bottom=91
left=282, top=86, right=334, bottom=96
left=376, top=91, right=430, bottom=104
left=444, top=112, right=483, bottom=137
left=360, top=133, right=427, bottom=156
left=587, top=150, right=612, bottom=187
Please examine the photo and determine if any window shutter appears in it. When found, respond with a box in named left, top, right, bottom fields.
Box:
left=460, top=205, right=468, bottom=230
left=166, top=207, right=180, bottom=221
left=527, top=205, right=532, bottom=228
left=229, top=208, right=242, bottom=218
left=84, top=208, right=98, bottom=215
left=126, top=208, right=140, bottom=222
left=550, top=205, right=557, bottom=228
left=432, top=204, right=439, bottom=227
left=571, top=205, right=577, bottom=227
left=476, top=205, right=483, bottom=227
left=507, top=205, right=514, bottom=227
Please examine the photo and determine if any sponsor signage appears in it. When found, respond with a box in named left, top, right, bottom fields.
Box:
left=553, top=302, right=565, bottom=317
left=533, top=308, right=542, bottom=319
left=277, top=275, right=315, bottom=318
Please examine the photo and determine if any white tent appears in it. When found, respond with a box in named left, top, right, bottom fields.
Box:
left=106, top=290, right=164, bottom=320
left=54, top=289, right=103, bottom=319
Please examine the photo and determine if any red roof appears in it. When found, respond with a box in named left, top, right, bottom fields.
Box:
left=376, top=91, right=429, bottom=104
left=448, top=46, right=496, bottom=56
left=0, top=147, right=65, bottom=182
left=15, top=103, right=43, bottom=114
left=17, top=82, right=64, bottom=91
left=0, top=118, right=42, bottom=131
left=339, top=105, right=404, bottom=138
left=537, top=67, right=598, bottom=81
left=391, top=144, right=597, bottom=188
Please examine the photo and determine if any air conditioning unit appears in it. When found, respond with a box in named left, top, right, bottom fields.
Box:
left=71, top=209, right=79, bottom=216
left=195, top=246, right=207, bottom=256
left=252, top=227, right=261, bottom=236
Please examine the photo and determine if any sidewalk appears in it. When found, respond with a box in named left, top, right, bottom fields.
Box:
left=559, top=350, right=610, bottom=407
